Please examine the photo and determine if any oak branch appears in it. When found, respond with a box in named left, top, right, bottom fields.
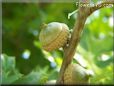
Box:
left=56, top=0, right=114, bottom=84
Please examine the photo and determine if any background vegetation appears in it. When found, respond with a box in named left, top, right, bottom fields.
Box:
left=1, top=2, right=113, bottom=84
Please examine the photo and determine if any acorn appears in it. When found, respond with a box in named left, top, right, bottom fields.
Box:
left=64, top=64, right=91, bottom=84
left=39, top=22, right=70, bottom=51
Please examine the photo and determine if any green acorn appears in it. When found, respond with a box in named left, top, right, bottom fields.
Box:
left=39, top=22, right=70, bottom=51
left=64, top=64, right=92, bottom=84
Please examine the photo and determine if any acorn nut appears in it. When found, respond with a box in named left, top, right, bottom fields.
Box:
left=64, top=64, right=91, bottom=84
left=39, top=22, right=70, bottom=51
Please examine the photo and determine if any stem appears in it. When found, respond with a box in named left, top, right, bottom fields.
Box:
left=41, top=23, right=47, bottom=29
left=90, top=0, right=114, bottom=12
left=56, top=7, right=90, bottom=84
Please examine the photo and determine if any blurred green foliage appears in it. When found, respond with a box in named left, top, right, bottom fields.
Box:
left=1, top=1, right=113, bottom=85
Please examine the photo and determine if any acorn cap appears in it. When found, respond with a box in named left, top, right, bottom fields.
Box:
left=39, top=22, right=69, bottom=51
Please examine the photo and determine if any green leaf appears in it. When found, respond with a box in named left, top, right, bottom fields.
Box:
left=1, top=54, right=15, bottom=72
left=1, top=54, right=22, bottom=84
left=14, top=66, right=49, bottom=84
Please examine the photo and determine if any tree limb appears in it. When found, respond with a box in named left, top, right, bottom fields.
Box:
left=56, top=0, right=114, bottom=84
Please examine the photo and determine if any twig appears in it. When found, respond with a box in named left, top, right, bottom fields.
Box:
left=90, top=0, right=114, bottom=13
left=56, top=0, right=114, bottom=84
